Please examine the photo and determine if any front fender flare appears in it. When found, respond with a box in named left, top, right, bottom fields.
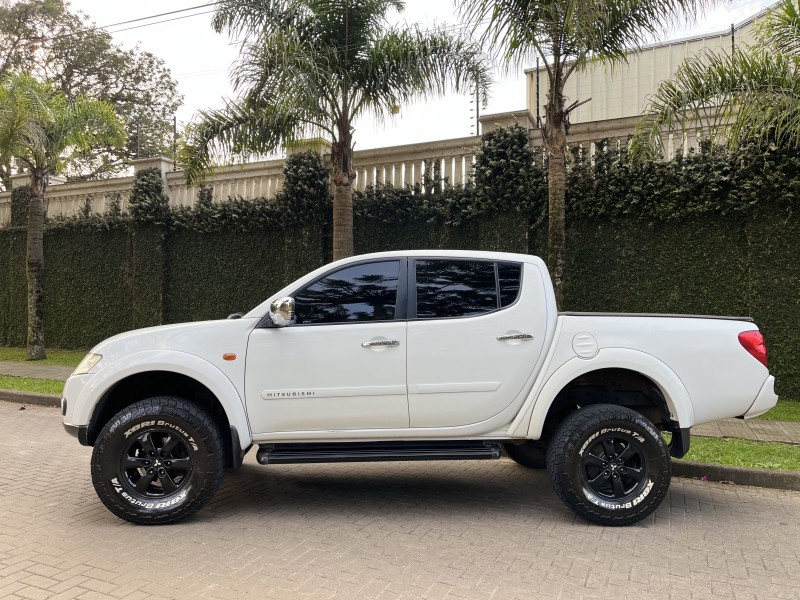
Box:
left=523, top=348, right=694, bottom=440
left=75, top=350, right=251, bottom=449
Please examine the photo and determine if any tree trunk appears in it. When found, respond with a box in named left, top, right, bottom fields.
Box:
left=543, top=65, right=568, bottom=308
left=331, top=119, right=355, bottom=261
left=26, top=170, right=47, bottom=360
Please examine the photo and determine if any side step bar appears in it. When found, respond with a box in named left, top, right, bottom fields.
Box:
left=256, top=441, right=503, bottom=465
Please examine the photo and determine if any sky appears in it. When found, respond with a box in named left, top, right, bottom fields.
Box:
left=65, top=0, right=776, bottom=150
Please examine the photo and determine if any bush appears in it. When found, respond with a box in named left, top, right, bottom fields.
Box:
left=128, top=168, right=170, bottom=222
left=10, top=184, right=30, bottom=227
left=473, top=125, right=545, bottom=219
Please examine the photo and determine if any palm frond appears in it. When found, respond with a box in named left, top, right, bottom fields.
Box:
left=460, top=0, right=717, bottom=73
left=635, top=47, right=800, bottom=155
left=759, top=0, right=800, bottom=56
left=211, top=0, right=299, bottom=38
left=353, top=26, right=491, bottom=118
left=180, top=98, right=315, bottom=184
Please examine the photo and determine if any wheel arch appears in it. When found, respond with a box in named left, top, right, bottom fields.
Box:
left=77, top=351, right=251, bottom=458
left=524, top=349, right=694, bottom=441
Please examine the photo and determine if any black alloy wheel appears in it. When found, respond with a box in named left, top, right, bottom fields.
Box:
left=119, top=430, right=194, bottom=498
left=580, top=432, right=647, bottom=501
left=546, top=403, right=672, bottom=526
left=91, top=396, right=225, bottom=525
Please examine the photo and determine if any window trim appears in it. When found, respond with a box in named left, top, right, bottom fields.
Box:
left=409, top=257, right=524, bottom=322
left=258, top=258, right=408, bottom=328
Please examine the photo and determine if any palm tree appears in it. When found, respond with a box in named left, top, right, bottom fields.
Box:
left=636, top=0, right=800, bottom=155
left=460, top=0, right=714, bottom=305
left=181, top=0, right=490, bottom=260
left=0, top=73, right=124, bottom=359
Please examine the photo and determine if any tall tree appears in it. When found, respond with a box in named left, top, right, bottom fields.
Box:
left=460, top=0, right=714, bottom=304
left=0, top=73, right=124, bottom=359
left=635, top=0, right=800, bottom=154
left=0, top=0, right=182, bottom=182
left=181, top=0, right=490, bottom=260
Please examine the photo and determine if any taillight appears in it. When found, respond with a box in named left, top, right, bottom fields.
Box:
left=738, top=330, right=768, bottom=368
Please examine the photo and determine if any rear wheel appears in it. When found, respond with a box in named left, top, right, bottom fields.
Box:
left=546, top=404, right=671, bottom=526
left=503, top=441, right=547, bottom=469
left=91, top=397, right=225, bottom=525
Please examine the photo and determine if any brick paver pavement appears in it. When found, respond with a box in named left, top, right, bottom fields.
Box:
left=1, top=401, right=800, bottom=600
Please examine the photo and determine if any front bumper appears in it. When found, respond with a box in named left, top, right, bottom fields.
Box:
left=742, top=376, right=778, bottom=419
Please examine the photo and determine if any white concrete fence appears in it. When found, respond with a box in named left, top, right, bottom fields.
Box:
left=0, top=112, right=705, bottom=226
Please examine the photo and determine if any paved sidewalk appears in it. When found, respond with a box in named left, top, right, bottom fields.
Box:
left=0, top=359, right=799, bottom=444
left=694, top=418, right=800, bottom=444
left=0, top=360, right=74, bottom=381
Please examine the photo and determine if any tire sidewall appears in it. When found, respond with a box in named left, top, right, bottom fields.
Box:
left=92, top=398, right=221, bottom=523
left=570, top=420, right=662, bottom=514
left=548, top=406, right=671, bottom=525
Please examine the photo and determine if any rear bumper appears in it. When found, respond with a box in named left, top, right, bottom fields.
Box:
left=63, top=423, right=90, bottom=445
left=742, top=376, right=778, bottom=419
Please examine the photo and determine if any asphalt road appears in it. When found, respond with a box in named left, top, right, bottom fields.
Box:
left=1, top=401, right=799, bottom=600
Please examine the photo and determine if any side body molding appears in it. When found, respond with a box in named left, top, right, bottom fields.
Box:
left=75, top=350, right=251, bottom=450
left=515, top=348, right=695, bottom=440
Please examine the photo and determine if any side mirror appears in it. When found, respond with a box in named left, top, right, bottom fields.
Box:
left=269, top=297, right=295, bottom=327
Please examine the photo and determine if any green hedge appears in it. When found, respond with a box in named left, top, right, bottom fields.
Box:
left=165, top=225, right=326, bottom=324
left=747, top=204, right=800, bottom=400
left=0, top=229, right=27, bottom=346
left=1, top=139, right=798, bottom=398
left=43, top=225, right=165, bottom=348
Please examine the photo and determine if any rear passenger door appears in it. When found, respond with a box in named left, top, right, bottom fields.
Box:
left=406, top=258, right=547, bottom=428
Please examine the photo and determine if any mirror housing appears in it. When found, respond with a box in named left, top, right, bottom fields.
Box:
left=268, top=297, right=295, bottom=327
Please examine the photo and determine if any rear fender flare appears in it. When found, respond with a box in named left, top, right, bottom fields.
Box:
left=524, top=348, right=694, bottom=440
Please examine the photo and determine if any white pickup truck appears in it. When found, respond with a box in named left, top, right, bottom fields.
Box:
left=62, top=250, right=778, bottom=526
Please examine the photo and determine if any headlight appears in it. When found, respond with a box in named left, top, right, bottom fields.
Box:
left=73, top=353, right=103, bottom=375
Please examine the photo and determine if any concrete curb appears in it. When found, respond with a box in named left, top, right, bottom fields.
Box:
left=0, top=390, right=60, bottom=408
left=673, top=460, right=800, bottom=492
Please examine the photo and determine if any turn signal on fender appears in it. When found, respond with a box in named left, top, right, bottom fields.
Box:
left=222, top=353, right=237, bottom=361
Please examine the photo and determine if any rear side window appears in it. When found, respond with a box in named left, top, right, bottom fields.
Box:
left=294, top=260, right=400, bottom=324
left=498, top=262, right=522, bottom=307
left=415, top=259, right=523, bottom=319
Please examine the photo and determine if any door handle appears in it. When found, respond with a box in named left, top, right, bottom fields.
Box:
left=361, top=339, right=400, bottom=348
left=497, top=333, right=534, bottom=341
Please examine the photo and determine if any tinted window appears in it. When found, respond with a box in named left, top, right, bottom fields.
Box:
left=416, top=260, right=497, bottom=319
left=294, top=261, right=400, bottom=324
left=498, top=262, right=522, bottom=307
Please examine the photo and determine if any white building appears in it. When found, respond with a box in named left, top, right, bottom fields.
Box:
left=524, top=11, right=764, bottom=128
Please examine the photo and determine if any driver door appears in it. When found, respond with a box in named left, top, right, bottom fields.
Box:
left=245, top=259, right=409, bottom=434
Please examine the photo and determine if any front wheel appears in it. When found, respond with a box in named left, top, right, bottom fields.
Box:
left=546, top=404, right=671, bottom=526
left=91, top=397, right=225, bottom=525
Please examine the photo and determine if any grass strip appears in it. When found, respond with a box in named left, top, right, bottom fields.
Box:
left=683, top=436, right=800, bottom=471
left=0, top=375, right=64, bottom=396
left=0, top=347, right=86, bottom=367
left=757, top=400, right=800, bottom=422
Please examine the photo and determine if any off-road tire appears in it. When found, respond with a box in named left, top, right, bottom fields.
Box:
left=546, top=404, right=671, bottom=526
left=91, top=397, right=225, bottom=525
left=503, top=441, right=547, bottom=469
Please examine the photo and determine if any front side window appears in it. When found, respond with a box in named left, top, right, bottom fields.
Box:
left=294, top=260, right=400, bottom=325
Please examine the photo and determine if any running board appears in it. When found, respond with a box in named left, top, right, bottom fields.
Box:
left=256, top=441, right=503, bottom=465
